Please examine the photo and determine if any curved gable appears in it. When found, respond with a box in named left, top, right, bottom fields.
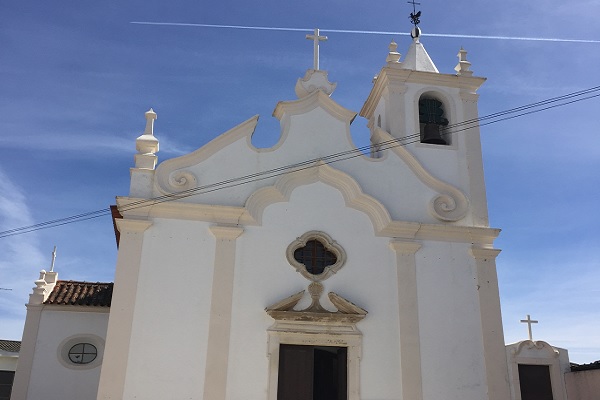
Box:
left=273, top=89, right=357, bottom=124
left=246, top=161, right=391, bottom=233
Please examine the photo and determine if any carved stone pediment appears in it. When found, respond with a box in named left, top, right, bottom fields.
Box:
left=265, top=282, right=367, bottom=325
left=509, top=340, right=560, bottom=358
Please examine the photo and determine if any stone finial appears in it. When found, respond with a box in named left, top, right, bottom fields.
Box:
left=144, top=108, right=157, bottom=135
left=134, top=108, right=159, bottom=170
left=303, top=282, right=328, bottom=312
left=386, top=40, right=402, bottom=66
left=294, top=70, right=337, bottom=98
left=454, top=47, right=473, bottom=77
left=411, top=26, right=421, bottom=41
left=29, top=269, right=56, bottom=305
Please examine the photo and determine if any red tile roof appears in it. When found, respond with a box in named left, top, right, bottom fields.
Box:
left=44, top=280, right=113, bottom=307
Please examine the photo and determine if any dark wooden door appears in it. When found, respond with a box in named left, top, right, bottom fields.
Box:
left=278, top=345, right=314, bottom=400
left=0, top=371, right=15, bottom=400
left=277, top=345, right=347, bottom=400
left=518, top=364, right=554, bottom=400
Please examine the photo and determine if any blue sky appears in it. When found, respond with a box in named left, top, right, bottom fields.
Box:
left=1, top=1, right=599, bottom=363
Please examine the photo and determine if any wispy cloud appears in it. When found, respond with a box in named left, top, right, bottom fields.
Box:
left=0, top=132, right=133, bottom=154
left=0, top=166, right=45, bottom=340
left=500, top=254, right=600, bottom=363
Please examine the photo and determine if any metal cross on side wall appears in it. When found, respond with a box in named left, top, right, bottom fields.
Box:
left=520, top=314, right=539, bottom=341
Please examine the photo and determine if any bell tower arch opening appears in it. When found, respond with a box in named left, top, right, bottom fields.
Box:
left=418, top=93, right=450, bottom=145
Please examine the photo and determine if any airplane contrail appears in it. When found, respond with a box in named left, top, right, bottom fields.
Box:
left=130, top=21, right=600, bottom=44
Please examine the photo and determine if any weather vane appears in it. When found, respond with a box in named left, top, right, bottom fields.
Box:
left=408, top=0, right=422, bottom=27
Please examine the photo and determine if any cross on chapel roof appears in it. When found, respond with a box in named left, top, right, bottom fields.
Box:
left=49, top=245, right=57, bottom=272
left=520, top=314, right=539, bottom=341
left=306, top=28, right=327, bottom=70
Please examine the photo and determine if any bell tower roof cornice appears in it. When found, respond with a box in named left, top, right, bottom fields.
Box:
left=360, top=67, right=486, bottom=119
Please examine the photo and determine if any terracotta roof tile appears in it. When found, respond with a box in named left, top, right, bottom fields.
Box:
left=44, top=280, right=113, bottom=307
left=0, top=339, right=21, bottom=353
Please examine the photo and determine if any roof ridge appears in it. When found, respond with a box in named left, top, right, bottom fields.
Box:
left=56, top=279, right=114, bottom=284
left=44, top=281, right=113, bottom=307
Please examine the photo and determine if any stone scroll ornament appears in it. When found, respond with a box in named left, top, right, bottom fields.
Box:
left=372, top=127, right=469, bottom=222
left=155, top=164, right=199, bottom=195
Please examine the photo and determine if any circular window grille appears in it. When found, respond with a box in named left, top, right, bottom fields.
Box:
left=68, top=343, right=98, bottom=364
left=286, top=231, right=346, bottom=282
left=293, top=239, right=337, bottom=275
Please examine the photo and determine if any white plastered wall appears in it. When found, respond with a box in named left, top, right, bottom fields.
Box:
left=417, top=240, right=489, bottom=400
left=226, top=182, right=401, bottom=400
left=120, top=219, right=216, bottom=400
left=23, top=309, right=108, bottom=400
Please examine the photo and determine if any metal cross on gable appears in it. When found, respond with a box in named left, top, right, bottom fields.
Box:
left=520, top=314, right=539, bottom=341
left=306, top=28, right=327, bottom=70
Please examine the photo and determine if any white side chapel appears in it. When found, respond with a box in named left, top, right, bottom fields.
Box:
left=11, top=23, right=576, bottom=400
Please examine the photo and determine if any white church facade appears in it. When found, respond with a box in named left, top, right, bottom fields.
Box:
left=10, top=27, right=582, bottom=400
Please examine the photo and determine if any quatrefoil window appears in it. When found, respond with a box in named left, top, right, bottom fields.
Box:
left=293, top=240, right=337, bottom=275
left=286, top=231, right=346, bottom=282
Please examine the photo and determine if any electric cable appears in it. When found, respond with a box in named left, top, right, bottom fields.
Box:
left=0, top=86, right=598, bottom=238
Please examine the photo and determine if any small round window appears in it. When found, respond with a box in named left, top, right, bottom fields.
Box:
left=68, top=343, right=98, bottom=364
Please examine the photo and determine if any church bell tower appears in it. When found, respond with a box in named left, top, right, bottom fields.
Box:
left=358, top=13, right=512, bottom=400
left=360, top=24, right=490, bottom=228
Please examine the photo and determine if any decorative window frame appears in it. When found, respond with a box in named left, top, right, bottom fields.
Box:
left=267, top=327, right=362, bottom=400
left=265, top=287, right=367, bottom=400
left=286, top=231, right=346, bottom=282
left=57, top=334, right=105, bottom=370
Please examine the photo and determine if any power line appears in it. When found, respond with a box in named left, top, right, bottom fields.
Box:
left=130, top=22, right=600, bottom=44
left=0, top=86, right=598, bottom=239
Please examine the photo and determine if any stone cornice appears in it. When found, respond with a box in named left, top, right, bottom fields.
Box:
left=32, top=304, right=111, bottom=313
left=267, top=311, right=366, bottom=324
left=360, top=67, right=486, bottom=119
left=389, top=240, right=422, bottom=255
left=116, top=195, right=499, bottom=245
left=273, top=89, right=357, bottom=124
left=469, top=247, right=502, bottom=260
left=209, top=225, right=244, bottom=240
left=116, top=196, right=254, bottom=225
left=115, top=218, right=153, bottom=234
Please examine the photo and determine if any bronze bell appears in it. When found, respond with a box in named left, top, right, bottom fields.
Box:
left=421, top=123, right=447, bottom=145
